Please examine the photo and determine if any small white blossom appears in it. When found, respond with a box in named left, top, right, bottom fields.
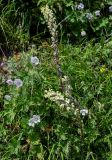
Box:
left=95, top=10, right=100, bottom=16
left=31, top=44, right=36, bottom=48
left=28, top=118, right=35, bottom=127
left=67, top=107, right=70, bottom=111
left=28, top=115, right=40, bottom=127
left=4, top=95, right=11, bottom=101
left=14, top=79, right=23, bottom=88
left=31, top=56, right=39, bottom=65
left=109, top=6, right=112, bottom=13
left=77, top=3, right=84, bottom=10
left=81, top=31, right=86, bottom=37
left=80, top=109, right=88, bottom=116
left=6, top=79, right=13, bottom=85
left=32, top=115, right=40, bottom=123
left=86, top=13, right=93, bottom=20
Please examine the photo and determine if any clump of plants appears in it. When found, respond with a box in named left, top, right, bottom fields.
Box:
left=1, top=0, right=112, bottom=49
left=1, top=3, right=112, bottom=160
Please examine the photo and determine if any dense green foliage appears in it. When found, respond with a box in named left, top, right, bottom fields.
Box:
left=0, top=0, right=112, bottom=160
left=1, top=41, right=112, bottom=159
left=0, top=0, right=112, bottom=50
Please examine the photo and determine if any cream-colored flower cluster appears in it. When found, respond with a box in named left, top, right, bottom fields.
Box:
left=41, top=5, right=64, bottom=90
left=44, top=89, right=76, bottom=112
left=41, top=5, right=58, bottom=45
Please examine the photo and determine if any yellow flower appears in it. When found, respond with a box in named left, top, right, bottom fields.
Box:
left=100, top=65, right=106, bottom=73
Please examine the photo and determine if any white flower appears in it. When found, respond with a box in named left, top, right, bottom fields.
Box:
left=28, top=115, right=40, bottom=127
left=14, top=79, right=23, bottom=88
left=4, top=95, right=11, bottom=101
left=6, top=79, right=13, bottom=85
left=32, top=115, right=40, bottom=123
left=109, top=6, right=112, bottom=13
left=31, top=44, right=36, bottom=48
left=81, top=31, right=86, bottom=37
left=31, top=56, right=39, bottom=65
left=28, top=118, right=35, bottom=127
left=86, top=13, right=93, bottom=20
left=80, top=109, right=88, bottom=116
left=95, top=10, right=100, bottom=16
left=66, top=107, right=70, bottom=111
left=77, top=3, right=84, bottom=10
